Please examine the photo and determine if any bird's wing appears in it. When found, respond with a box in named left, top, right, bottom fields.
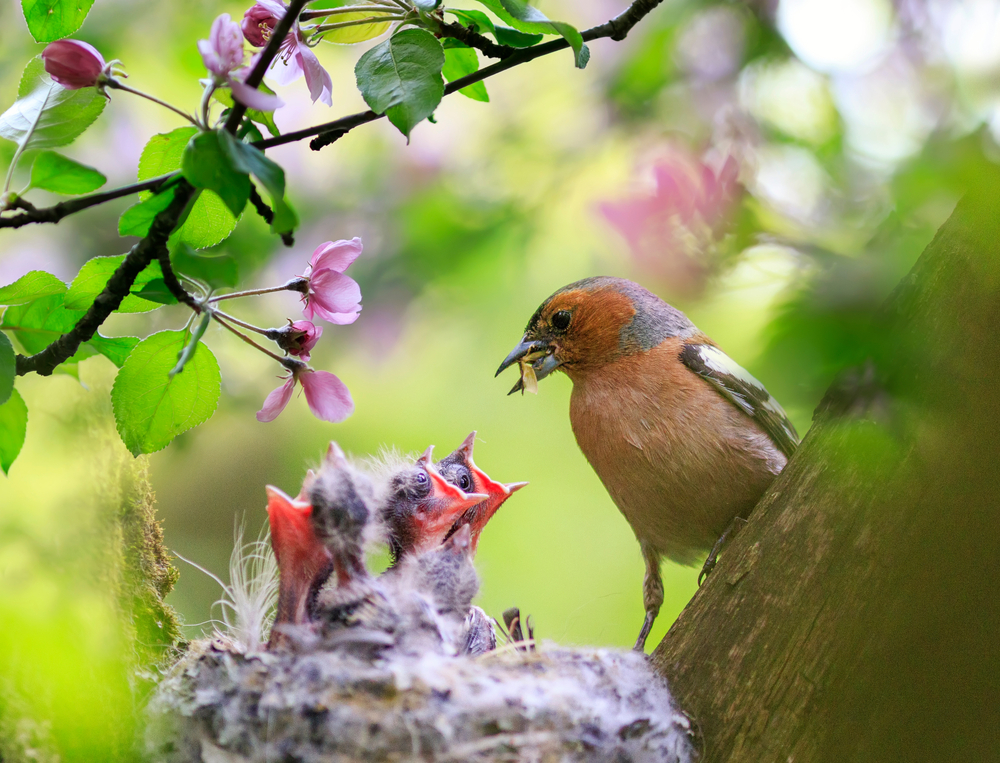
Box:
left=679, top=343, right=799, bottom=458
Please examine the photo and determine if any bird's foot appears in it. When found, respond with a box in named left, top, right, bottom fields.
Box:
left=632, top=610, right=656, bottom=653
left=698, top=516, right=749, bottom=586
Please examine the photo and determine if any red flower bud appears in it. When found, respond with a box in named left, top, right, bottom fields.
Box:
left=41, top=40, right=106, bottom=89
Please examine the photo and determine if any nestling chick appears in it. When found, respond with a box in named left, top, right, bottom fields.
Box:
left=436, top=431, right=528, bottom=554
left=379, top=447, right=486, bottom=565
left=308, top=442, right=398, bottom=640
left=497, top=277, right=799, bottom=651
left=264, top=481, right=333, bottom=649
left=388, top=523, right=484, bottom=654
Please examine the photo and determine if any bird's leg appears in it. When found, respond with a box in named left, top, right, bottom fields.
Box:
left=634, top=542, right=663, bottom=653
left=698, top=516, right=749, bottom=586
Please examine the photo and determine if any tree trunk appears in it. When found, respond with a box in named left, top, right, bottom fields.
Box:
left=651, top=172, right=1000, bottom=763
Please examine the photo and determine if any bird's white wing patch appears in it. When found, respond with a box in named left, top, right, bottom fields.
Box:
left=680, top=344, right=800, bottom=458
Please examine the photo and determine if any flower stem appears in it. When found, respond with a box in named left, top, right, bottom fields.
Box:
left=300, top=4, right=400, bottom=21
left=214, top=313, right=288, bottom=363
left=312, top=15, right=405, bottom=33
left=212, top=309, right=271, bottom=335
left=208, top=279, right=307, bottom=303
left=105, top=79, right=198, bottom=125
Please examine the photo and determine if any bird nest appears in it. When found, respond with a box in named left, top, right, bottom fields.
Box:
left=146, top=637, right=696, bottom=762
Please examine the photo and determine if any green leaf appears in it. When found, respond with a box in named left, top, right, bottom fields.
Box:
left=473, top=0, right=588, bottom=67
left=133, top=279, right=178, bottom=305
left=0, top=294, right=82, bottom=354
left=118, top=186, right=178, bottom=237
left=137, top=128, right=238, bottom=249
left=86, top=333, right=139, bottom=368
left=28, top=150, right=106, bottom=194
left=0, top=332, right=14, bottom=406
left=442, top=46, right=489, bottom=102
left=216, top=131, right=297, bottom=235
left=0, top=58, right=107, bottom=150
left=316, top=12, right=392, bottom=44
left=21, top=0, right=95, bottom=42
left=447, top=8, right=543, bottom=47
left=64, top=255, right=166, bottom=313
left=0, top=271, right=66, bottom=305
left=181, top=131, right=250, bottom=217
left=214, top=87, right=280, bottom=139
left=171, top=244, right=238, bottom=289
left=0, top=389, right=27, bottom=475
left=111, top=330, right=221, bottom=456
left=355, top=28, right=445, bottom=139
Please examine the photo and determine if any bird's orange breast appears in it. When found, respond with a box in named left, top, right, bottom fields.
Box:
left=568, top=337, right=785, bottom=564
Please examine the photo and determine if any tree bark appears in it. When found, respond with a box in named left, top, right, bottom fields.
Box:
left=652, top=171, right=1000, bottom=763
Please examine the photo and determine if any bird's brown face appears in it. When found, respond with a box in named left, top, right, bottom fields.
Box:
left=496, top=282, right=637, bottom=392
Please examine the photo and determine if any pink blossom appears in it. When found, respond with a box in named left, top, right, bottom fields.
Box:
left=41, top=40, right=106, bottom=89
left=200, top=13, right=284, bottom=112
left=242, top=0, right=333, bottom=106
left=301, top=238, right=363, bottom=325
left=257, top=366, right=353, bottom=423
left=599, top=152, right=740, bottom=297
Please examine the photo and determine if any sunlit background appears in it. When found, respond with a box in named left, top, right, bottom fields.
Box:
left=3, top=0, right=1000, bottom=755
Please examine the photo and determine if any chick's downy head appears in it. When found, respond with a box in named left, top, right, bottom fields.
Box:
left=497, top=276, right=698, bottom=389
left=382, top=446, right=486, bottom=562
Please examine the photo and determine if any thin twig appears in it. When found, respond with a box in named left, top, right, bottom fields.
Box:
left=437, top=20, right=515, bottom=60
left=213, top=313, right=288, bottom=364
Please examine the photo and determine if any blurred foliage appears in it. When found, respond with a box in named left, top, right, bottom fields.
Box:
left=4, top=0, right=1000, bottom=757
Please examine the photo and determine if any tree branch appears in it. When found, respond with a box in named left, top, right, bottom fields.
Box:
left=0, top=174, right=174, bottom=230
left=0, top=0, right=667, bottom=226
left=14, top=183, right=195, bottom=376
left=262, top=0, right=667, bottom=152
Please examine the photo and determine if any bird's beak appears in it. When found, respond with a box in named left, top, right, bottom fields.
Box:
left=496, top=335, right=561, bottom=394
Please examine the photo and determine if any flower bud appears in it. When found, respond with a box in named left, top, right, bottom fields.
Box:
left=242, top=3, right=280, bottom=47
left=41, top=40, right=106, bottom=89
left=273, top=320, right=322, bottom=361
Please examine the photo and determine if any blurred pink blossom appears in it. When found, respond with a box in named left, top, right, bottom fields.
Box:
left=257, top=366, right=353, bottom=422
left=200, top=14, right=283, bottom=111
left=242, top=0, right=333, bottom=106
left=301, top=238, right=363, bottom=325
left=600, top=152, right=740, bottom=296
left=41, top=40, right=106, bottom=89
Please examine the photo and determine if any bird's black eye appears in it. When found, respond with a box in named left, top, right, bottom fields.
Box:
left=415, top=471, right=428, bottom=485
left=459, top=473, right=471, bottom=492
left=551, top=310, right=571, bottom=331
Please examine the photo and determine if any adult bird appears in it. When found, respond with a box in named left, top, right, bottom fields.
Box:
left=496, top=277, right=798, bottom=651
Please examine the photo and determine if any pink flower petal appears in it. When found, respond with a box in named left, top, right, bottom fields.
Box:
left=310, top=238, right=362, bottom=274
left=256, top=376, right=295, bottom=422
left=229, top=77, right=284, bottom=111
left=266, top=36, right=304, bottom=85
left=308, top=269, right=362, bottom=321
left=298, top=43, right=333, bottom=106
left=300, top=370, right=354, bottom=423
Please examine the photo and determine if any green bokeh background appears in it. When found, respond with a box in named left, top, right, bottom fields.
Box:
left=3, top=0, right=999, bottom=756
